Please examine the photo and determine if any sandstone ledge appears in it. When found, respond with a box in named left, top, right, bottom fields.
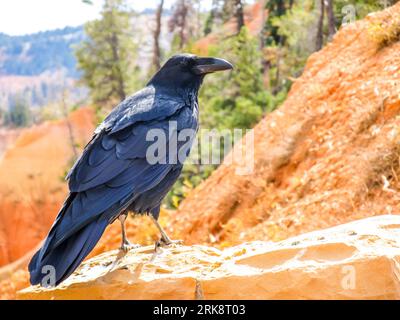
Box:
left=18, top=215, right=400, bottom=300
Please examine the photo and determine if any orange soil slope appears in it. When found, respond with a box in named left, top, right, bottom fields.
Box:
left=171, top=3, right=400, bottom=246
left=0, top=107, right=95, bottom=266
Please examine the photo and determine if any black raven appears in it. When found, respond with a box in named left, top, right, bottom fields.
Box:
left=28, top=54, right=233, bottom=286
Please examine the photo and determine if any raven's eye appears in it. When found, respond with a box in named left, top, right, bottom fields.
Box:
left=180, top=57, right=195, bottom=68
left=180, top=59, right=189, bottom=67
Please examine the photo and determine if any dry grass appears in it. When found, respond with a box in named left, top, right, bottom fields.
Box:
left=368, top=14, right=400, bottom=49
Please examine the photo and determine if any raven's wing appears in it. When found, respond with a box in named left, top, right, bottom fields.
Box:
left=66, top=86, right=188, bottom=189
left=95, top=85, right=190, bottom=134
left=48, top=90, right=197, bottom=249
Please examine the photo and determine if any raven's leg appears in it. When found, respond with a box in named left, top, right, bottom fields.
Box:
left=149, top=215, right=183, bottom=248
left=118, top=213, right=139, bottom=253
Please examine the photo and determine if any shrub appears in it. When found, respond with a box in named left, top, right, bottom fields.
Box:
left=368, top=14, right=400, bottom=49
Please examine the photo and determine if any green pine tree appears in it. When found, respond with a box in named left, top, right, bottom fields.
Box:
left=4, top=95, right=31, bottom=127
left=75, top=0, right=138, bottom=111
left=165, top=27, right=277, bottom=208
left=200, top=27, right=269, bottom=130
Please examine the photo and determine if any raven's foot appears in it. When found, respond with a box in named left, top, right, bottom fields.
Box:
left=118, top=213, right=139, bottom=253
left=155, top=237, right=183, bottom=250
left=120, top=240, right=140, bottom=253
left=149, top=214, right=183, bottom=250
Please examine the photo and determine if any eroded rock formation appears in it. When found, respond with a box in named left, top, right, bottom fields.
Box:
left=18, top=215, right=400, bottom=300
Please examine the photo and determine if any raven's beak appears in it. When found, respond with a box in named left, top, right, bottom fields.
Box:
left=193, top=57, right=233, bottom=75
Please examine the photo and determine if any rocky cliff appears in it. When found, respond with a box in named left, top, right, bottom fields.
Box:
left=18, top=215, right=400, bottom=300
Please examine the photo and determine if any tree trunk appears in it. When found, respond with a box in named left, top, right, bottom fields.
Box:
left=277, top=0, right=286, bottom=16
left=194, top=0, right=201, bottom=38
left=108, top=7, right=126, bottom=102
left=61, top=90, right=78, bottom=160
left=152, top=0, right=164, bottom=70
left=179, top=0, right=187, bottom=49
left=259, top=0, right=267, bottom=48
left=205, top=0, right=219, bottom=35
left=274, top=41, right=282, bottom=94
left=259, top=0, right=269, bottom=88
left=315, top=0, right=325, bottom=51
left=325, top=0, right=336, bottom=40
left=110, top=30, right=126, bottom=101
left=235, top=0, right=245, bottom=34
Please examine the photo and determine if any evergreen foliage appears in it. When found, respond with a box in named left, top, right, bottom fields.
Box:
left=75, top=0, right=138, bottom=109
left=3, top=95, right=31, bottom=127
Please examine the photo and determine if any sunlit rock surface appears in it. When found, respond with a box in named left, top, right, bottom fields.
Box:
left=18, top=215, right=400, bottom=300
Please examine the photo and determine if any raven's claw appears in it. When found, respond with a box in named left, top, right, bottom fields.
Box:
left=155, top=238, right=183, bottom=250
left=120, top=240, right=140, bottom=253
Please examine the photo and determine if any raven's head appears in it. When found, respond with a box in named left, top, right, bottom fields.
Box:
left=148, top=53, right=233, bottom=93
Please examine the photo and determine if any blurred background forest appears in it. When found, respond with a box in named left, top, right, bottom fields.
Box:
left=2, top=0, right=400, bottom=298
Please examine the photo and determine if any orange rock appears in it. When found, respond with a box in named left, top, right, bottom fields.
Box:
left=0, top=247, right=36, bottom=300
left=17, top=215, right=400, bottom=300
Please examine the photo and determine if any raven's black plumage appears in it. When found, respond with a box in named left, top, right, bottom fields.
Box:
left=28, top=54, right=232, bottom=286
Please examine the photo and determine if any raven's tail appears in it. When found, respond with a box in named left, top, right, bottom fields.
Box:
left=28, top=212, right=108, bottom=286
